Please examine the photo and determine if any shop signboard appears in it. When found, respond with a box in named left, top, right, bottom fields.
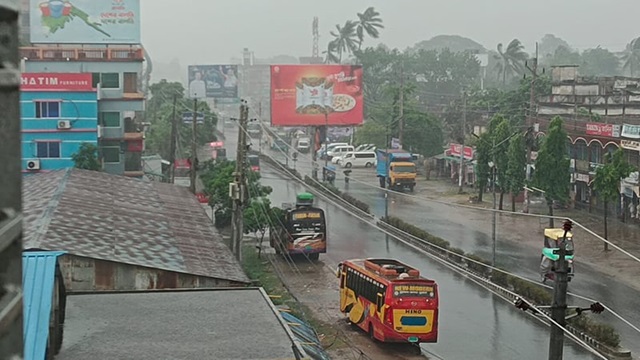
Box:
left=586, top=122, right=621, bottom=137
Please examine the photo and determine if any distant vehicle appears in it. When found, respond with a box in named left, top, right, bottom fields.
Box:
left=336, top=258, right=439, bottom=353
left=338, top=151, right=377, bottom=168
left=326, top=145, right=354, bottom=161
left=247, top=122, right=262, bottom=138
left=317, top=142, right=349, bottom=160
left=295, top=137, right=311, bottom=153
left=270, top=136, right=289, bottom=152
left=270, top=192, right=327, bottom=261
left=376, top=149, right=417, bottom=192
left=173, top=159, right=191, bottom=188
left=248, top=154, right=260, bottom=172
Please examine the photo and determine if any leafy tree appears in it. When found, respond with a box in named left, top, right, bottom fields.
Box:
left=543, top=45, right=581, bottom=67
left=71, top=143, right=101, bottom=171
left=505, top=133, right=526, bottom=212
left=491, top=116, right=512, bottom=210
left=355, top=7, right=384, bottom=50
left=327, top=20, right=358, bottom=63
left=494, top=39, right=527, bottom=85
left=145, top=80, right=218, bottom=160
left=474, top=131, right=492, bottom=202
left=354, top=120, right=387, bottom=148
left=201, top=160, right=272, bottom=228
left=533, top=116, right=571, bottom=227
left=592, top=149, right=635, bottom=251
left=401, top=110, right=444, bottom=157
left=412, top=35, right=485, bottom=53
left=581, top=47, right=620, bottom=77
left=622, top=37, right=640, bottom=77
left=244, top=197, right=282, bottom=256
left=539, top=34, right=572, bottom=58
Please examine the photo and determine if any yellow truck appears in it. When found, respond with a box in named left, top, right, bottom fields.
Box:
left=376, top=149, right=417, bottom=192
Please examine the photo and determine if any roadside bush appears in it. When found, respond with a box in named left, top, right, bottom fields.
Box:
left=380, top=215, right=622, bottom=349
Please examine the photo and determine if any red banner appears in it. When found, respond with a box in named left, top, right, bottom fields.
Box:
left=270, top=65, right=363, bottom=126
left=449, top=143, right=474, bottom=160
left=21, top=73, right=94, bottom=91
left=585, top=122, right=620, bottom=137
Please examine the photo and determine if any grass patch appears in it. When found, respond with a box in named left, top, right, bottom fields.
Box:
left=240, top=245, right=349, bottom=350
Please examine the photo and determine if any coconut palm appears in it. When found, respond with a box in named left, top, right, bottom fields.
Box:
left=323, top=41, right=340, bottom=64
left=328, top=20, right=358, bottom=63
left=622, top=37, right=640, bottom=76
left=493, top=39, right=528, bottom=85
left=355, top=7, right=384, bottom=50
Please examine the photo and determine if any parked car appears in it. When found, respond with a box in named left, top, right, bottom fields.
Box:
left=338, top=151, right=377, bottom=168
left=326, top=145, right=354, bottom=161
left=317, top=142, right=349, bottom=160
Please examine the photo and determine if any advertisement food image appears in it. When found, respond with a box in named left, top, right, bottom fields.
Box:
left=271, top=65, right=364, bottom=126
left=292, top=233, right=325, bottom=252
left=30, top=0, right=140, bottom=44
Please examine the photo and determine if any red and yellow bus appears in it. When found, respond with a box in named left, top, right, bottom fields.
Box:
left=336, top=258, right=438, bottom=350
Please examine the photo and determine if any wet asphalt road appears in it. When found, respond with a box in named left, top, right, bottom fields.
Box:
left=221, top=125, right=600, bottom=359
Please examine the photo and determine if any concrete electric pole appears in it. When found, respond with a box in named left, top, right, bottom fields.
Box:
left=548, top=219, right=573, bottom=360
left=524, top=42, right=539, bottom=213
left=168, top=95, right=178, bottom=184
left=189, top=98, right=198, bottom=194
left=231, top=100, right=249, bottom=260
left=398, top=63, right=405, bottom=147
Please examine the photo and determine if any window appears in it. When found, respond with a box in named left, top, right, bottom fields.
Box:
left=100, top=112, right=120, bottom=127
left=101, top=73, right=119, bottom=88
left=92, top=73, right=120, bottom=89
left=575, top=141, right=588, bottom=161
left=590, top=146, right=601, bottom=164
left=35, top=101, right=60, bottom=118
left=101, top=140, right=121, bottom=163
left=123, top=72, right=138, bottom=93
left=36, top=141, right=60, bottom=158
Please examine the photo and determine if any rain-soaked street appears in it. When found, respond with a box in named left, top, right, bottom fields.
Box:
left=222, top=126, right=601, bottom=359
left=244, top=124, right=640, bottom=355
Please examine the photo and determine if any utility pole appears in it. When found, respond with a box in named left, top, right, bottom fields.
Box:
left=548, top=220, right=573, bottom=360
left=189, top=98, right=198, bottom=194
left=458, top=90, right=467, bottom=194
left=398, top=63, right=405, bottom=147
left=524, top=42, right=539, bottom=213
left=491, top=138, right=497, bottom=266
left=168, top=95, right=178, bottom=184
left=231, top=100, right=249, bottom=261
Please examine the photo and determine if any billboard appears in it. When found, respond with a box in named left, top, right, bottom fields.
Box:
left=21, top=73, right=94, bottom=91
left=30, top=0, right=140, bottom=44
left=270, top=65, right=364, bottom=126
left=188, top=65, right=238, bottom=99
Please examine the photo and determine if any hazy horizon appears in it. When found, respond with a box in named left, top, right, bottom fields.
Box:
left=141, top=0, right=640, bottom=66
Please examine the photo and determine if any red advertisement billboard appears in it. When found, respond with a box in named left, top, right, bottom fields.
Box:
left=21, top=73, right=94, bottom=92
left=449, top=143, right=474, bottom=160
left=585, top=122, right=621, bottom=137
left=271, top=65, right=363, bottom=126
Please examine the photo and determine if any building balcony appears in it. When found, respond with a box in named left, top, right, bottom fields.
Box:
left=20, top=46, right=144, bottom=62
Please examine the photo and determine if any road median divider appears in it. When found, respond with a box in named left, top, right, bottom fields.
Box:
left=379, top=216, right=627, bottom=357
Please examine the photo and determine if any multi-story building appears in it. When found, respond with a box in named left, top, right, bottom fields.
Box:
left=21, top=72, right=98, bottom=172
left=21, top=46, right=147, bottom=177
left=536, top=65, right=640, bottom=217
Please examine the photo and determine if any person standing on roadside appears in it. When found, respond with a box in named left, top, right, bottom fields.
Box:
left=423, top=158, right=430, bottom=180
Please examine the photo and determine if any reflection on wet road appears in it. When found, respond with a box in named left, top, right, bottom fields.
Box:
left=259, top=166, right=599, bottom=360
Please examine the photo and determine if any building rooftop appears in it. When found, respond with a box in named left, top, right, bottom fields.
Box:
left=22, top=168, right=249, bottom=284
left=22, top=251, right=66, bottom=360
left=56, top=288, right=306, bottom=360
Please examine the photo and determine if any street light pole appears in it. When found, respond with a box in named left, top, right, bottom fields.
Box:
left=324, top=111, right=329, bottom=171
left=458, top=90, right=467, bottom=194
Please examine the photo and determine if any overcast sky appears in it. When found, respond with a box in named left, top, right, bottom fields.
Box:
left=141, top=0, right=640, bottom=65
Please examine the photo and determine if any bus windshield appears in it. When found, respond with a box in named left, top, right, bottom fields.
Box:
left=392, top=165, right=415, bottom=173
left=392, top=284, right=436, bottom=298
left=289, top=210, right=325, bottom=233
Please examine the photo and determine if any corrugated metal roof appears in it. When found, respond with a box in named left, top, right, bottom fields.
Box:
left=279, top=310, right=331, bottom=360
left=22, top=168, right=249, bottom=284
left=22, top=251, right=66, bottom=360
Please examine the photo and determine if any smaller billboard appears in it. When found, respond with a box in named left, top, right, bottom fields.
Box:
left=449, top=143, right=474, bottom=160
left=21, top=73, right=94, bottom=91
left=30, top=0, right=140, bottom=44
left=188, top=65, right=238, bottom=99
left=586, top=122, right=621, bottom=138
left=270, top=65, right=364, bottom=126
left=182, top=112, right=205, bottom=124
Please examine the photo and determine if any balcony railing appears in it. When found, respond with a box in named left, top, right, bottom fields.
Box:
left=20, top=47, right=144, bottom=62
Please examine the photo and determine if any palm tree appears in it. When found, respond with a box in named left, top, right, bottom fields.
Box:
left=494, top=39, right=528, bottom=85
left=329, top=20, right=358, bottom=63
left=323, top=41, right=340, bottom=64
left=355, top=7, right=384, bottom=50
left=622, top=37, right=640, bottom=76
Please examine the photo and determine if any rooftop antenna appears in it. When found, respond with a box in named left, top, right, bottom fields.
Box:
left=312, top=16, right=319, bottom=58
